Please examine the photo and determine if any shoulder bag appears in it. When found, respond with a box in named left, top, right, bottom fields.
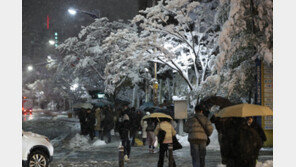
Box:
left=195, top=116, right=211, bottom=146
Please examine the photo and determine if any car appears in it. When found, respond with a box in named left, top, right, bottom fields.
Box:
left=22, top=130, right=54, bottom=167
left=22, top=108, right=33, bottom=114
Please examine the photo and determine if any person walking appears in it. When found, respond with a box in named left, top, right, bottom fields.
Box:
left=146, top=115, right=156, bottom=153
left=154, top=118, right=177, bottom=167
left=85, top=108, right=96, bottom=140
left=78, top=109, right=87, bottom=135
left=184, top=105, right=213, bottom=167
left=116, top=105, right=132, bottom=161
left=140, top=113, right=149, bottom=146
left=102, top=108, right=114, bottom=143
left=247, top=117, right=267, bottom=144
left=94, top=107, right=102, bottom=139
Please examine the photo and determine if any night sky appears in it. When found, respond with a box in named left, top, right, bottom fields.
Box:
left=22, top=0, right=151, bottom=67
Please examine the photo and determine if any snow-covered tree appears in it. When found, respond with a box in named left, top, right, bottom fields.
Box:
left=197, top=0, right=273, bottom=102
left=103, top=0, right=221, bottom=105
left=53, top=18, right=130, bottom=100
left=130, top=0, right=221, bottom=91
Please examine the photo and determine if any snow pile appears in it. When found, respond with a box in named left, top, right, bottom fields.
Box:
left=176, top=134, right=190, bottom=147
left=261, top=147, right=273, bottom=151
left=68, top=133, right=106, bottom=150
left=256, top=160, right=273, bottom=167
left=69, top=133, right=90, bottom=149
left=93, top=140, right=107, bottom=147
left=176, top=128, right=220, bottom=150
left=172, top=96, right=187, bottom=101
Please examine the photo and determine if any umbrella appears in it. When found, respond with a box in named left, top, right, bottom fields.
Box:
left=73, top=103, right=93, bottom=109
left=154, top=108, right=174, bottom=117
left=139, top=102, right=154, bottom=111
left=143, top=112, right=173, bottom=120
left=215, top=104, right=273, bottom=118
left=90, top=99, right=112, bottom=107
left=141, top=115, right=150, bottom=121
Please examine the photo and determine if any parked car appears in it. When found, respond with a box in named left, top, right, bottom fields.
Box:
left=22, top=130, right=54, bottom=167
left=22, top=108, right=32, bottom=114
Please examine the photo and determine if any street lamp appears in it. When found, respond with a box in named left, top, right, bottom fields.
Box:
left=48, top=40, right=55, bottom=45
left=27, top=65, right=33, bottom=72
left=67, top=8, right=99, bottom=19
left=68, top=8, right=77, bottom=15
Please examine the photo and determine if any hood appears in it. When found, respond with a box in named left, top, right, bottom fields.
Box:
left=23, top=131, right=47, bottom=139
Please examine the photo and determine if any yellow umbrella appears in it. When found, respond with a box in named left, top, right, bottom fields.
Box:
left=143, top=113, right=173, bottom=120
left=215, top=104, right=273, bottom=118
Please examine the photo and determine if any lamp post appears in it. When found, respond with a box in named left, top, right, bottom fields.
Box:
left=68, top=8, right=100, bottom=19
left=48, top=40, right=55, bottom=45
left=27, top=65, right=33, bottom=72
left=153, top=62, right=158, bottom=106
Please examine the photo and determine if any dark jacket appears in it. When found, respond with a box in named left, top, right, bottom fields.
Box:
left=221, top=118, right=262, bottom=166
left=85, top=112, right=96, bottom=128
left=250, top=121, right=267, bottom=142
left=184, top=112, right=213, bottom=144
left=146, top=119, right=156, bottom=132
left=116, top=110, right=131, bottom=139
left=102, top=110, right=114, bottom=131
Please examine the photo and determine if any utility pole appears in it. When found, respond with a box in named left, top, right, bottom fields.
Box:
left=153, top=62, right=158, bottom=106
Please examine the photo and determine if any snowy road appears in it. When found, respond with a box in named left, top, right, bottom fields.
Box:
left=22, top=112, right=273, bottom=167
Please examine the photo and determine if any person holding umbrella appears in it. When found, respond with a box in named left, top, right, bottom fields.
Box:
left=85, top=108, right=96, bottom=140
left=247, top=117, right=267, bottom=144
left=215, top=103, right=272, bottom=167
left=116, top=105, right=132, bottom=161
left=146, top=113, right=156, bottom=153
left=154, top=116, right=177, bottom=167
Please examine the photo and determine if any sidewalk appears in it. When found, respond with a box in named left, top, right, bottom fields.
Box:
left=51, top=140, right=273, bottom=167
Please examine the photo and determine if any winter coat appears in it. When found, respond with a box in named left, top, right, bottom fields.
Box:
left=131, top=112, right=142, bottom=131
left=184, top=112, right=213, bottom=144
left=222, top=120, right=262, bottom=167
left=146, top=119, right=156, bottom=132
left=250, top=121, right=267, bottom=143
left=94, top=108, right=102, bottom=131
left=154, top=121, right=176, bottom=144
left=141, top=118, right=148, bottom=138
left=102, top=110, right=114, bottom=132
left=85, top=112, right=96, bottom=129
left=117, top=111, right=131, bottom=139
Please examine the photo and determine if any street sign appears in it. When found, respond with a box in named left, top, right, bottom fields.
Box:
left=153, top=83, right=158, bottom=90
left=97, top=93, right=105, bottom=99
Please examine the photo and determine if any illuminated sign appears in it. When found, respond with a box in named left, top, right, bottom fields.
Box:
left=97, top=94, right=105, bottom=99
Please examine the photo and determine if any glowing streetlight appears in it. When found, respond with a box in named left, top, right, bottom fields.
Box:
left=68, top=8, right=77, bottom=15
left=48, top=40, right=55, bottom=45
left=67, top=8, right=99, bottom=19
left=27, top=65, right=33, bottom=71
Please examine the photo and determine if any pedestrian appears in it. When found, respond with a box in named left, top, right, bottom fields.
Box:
left=129, top=107, right=137, bottom=146
left=222, top=118, right=262, bottom=167
left=184, top=105, right=213, bottom=167
left=78, top=108, right=87, bottom=135
left=116, top=105, right=132, bottom=161
left=140, top=112, right=149, bottom=146
left=154, top=118, right=177, bottom=167
left=94, top=107, right=102, bottom=139
left=85, top=108, right=96, bottom=140
left=130, top=108, right=142, bottom=146
left=102, top=107, right=114, bottom=143
left=247, top=117, right=267, bottom=144
left=146, top=115, right=156, bottom=153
